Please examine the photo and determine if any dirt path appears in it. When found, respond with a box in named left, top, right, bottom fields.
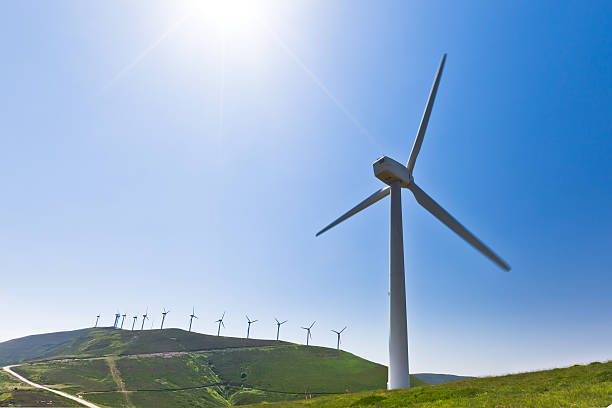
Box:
left=106, top=358, right=133, bottom=408
left=2, top=364, right=102, bottom=408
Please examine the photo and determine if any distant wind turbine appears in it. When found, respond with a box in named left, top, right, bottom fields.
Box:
left=215, top=312, right=226, bottom=336
left=188, top=307, right=198, bottom=332
left=316, top=54, right=510, bottom=390
left=113, top=311, right=121, bottom=328
left=160, top=308, right=170, bottom=330
left=120, top=313, right=126, bottom=329
left=94, top=314, right=100, bottom=328
left=331, top=327, right=347, bottom=350
left=301, top=321, right=315, bottom=346
left=131, top=315, right=138, bottom=331
left=141, top=308, right=149, bottom=331
left=275, top=318, right=287, bottom=341
left=245, top=316, right=258, bottom=339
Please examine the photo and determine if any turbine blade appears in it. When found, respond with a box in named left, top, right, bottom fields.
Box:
left=341, top=326, right=347, bottom=333
left=406, top=54, right=447, bottom=174
left=408, top=183, right=510, bottom=271
left=281, top=320, right=287, bottom=324
left=316, top=187, right=391, bottom=236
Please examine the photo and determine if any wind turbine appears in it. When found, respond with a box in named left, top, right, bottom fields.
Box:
left=215, top=312, right=226, bottom=336
left=94, top=314, right=100, bottom=328
left=274, top=318, right=287, bottom=341
left=113, top=311, right=120, bottom=328
left=120, top=313, right=126, bottom=329
left=316, top=54, right=510, bottom=390
left=141, top=308, right=149, bottom=331
left=160, top=308, right=170, bottom=330
left=301, top=321, right=315, bottom=346
left=131, top=315, right=138, bottom=331
left=245, top=316, right=258, bottom=339
left=188, top=307, right=198, bottom=332
left=331, top=327, right=347, bottom=350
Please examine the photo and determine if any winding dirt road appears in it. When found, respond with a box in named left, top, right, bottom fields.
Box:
left=2, top=364, right=102, bottom=408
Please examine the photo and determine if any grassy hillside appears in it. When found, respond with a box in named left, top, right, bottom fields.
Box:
left=0, top=328, right=91, bottom=366
left=243, top=361, right=612, bottom=408
left=412, top=373, right=472, bottom=385
left=0, top=327, right=285, bottom=365
left=4, top=328, right=486, bottom=407
left=0, top=369, right=81, bottom=407
left=13, top=346, right=426, bottom=407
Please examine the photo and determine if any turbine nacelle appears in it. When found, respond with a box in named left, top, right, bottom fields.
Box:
left=373, top=156, right=414, bottom=187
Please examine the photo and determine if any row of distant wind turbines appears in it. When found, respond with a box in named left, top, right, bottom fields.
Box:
left=94, top=310, right=348, bottom=350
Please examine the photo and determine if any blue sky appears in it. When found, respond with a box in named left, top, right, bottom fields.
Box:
left=1, top=0, right=610, bottom=376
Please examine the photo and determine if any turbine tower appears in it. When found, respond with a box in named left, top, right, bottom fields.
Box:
left=331, top=327, right=347, bottom=350
left=188, top=307, right=198, bottom=332
left=131, top=315, right=138, bottom=331
left=141, top=308, right=149, bottom=331
left=301, top=321, right=315, bottom=346
left=160, top=308, right=170, bottom=330
left=215, top=312, right=226, bottom=336
left=113, top=311, right=120, bottom=328
left=120, top=313, right=126, bottom=329
left=316, top=54, right=510, bottom=390
left=94, top=314, right=100, bottom=328
left=275, top=318, right=287, bottom=341
left=245, top=315, right=258, bottom=339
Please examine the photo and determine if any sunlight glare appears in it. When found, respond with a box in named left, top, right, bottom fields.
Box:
left=193, top=0, right=264, bottom=34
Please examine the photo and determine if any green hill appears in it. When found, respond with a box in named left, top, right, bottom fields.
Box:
left=0, top=327, right=283, bottom=365
left=0, top=369, right=81, bottom=407
left=0, top=328, right=426, bottom=407
left=3, top=329, right=609, bottom=407
left=411, top=373, right=472, bottom=385
left=242, top=361, right=612, bottom=408
left=0, top=328, right=91, bottom=366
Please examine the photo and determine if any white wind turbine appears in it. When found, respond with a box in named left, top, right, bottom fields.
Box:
left=331, top=326, right=346, bottom=351
left=301, top=321, right=315, bottom=346
left=245, top=315, right=258, bottom=339
left=316, top=54, right=510, bottom=390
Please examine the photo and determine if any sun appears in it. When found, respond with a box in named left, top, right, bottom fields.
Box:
left=191, top=0, right=266, bottom=34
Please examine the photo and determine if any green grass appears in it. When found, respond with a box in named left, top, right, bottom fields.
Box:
left=0, top=369, right=81, bottom=407
left=116, top=354, right=221, bottom=390
left=10, top=345, right=410, bottom=407
left=0, top=327, right=286, bottom=365
left=14, top=359, right=117, bottom=394
left=6, top=328, right=609, bottom=407
left=241, top=361, right=612, bottom=408
left=204, top=345, right=426, bottom=393
left=0, top=328, right=92, bottom=365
